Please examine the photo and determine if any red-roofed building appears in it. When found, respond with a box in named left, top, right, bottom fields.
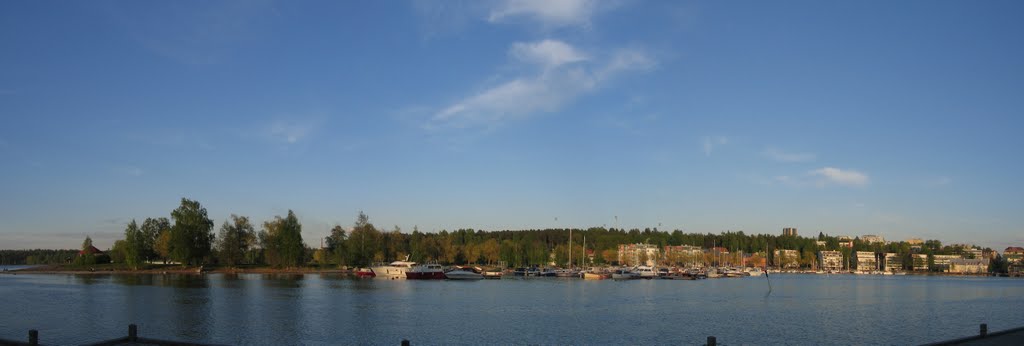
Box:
left=79, top=246, right=105, bottom=256
left=1005, top=247, right=1024, bottom=263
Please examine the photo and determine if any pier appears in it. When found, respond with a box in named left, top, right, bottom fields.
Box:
left=923, top=324, right=1024, bottom=346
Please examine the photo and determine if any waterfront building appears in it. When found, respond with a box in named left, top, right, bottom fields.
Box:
left=818, top=251, right=843, bottom=272
left=1010, top=263, right=1024, bottom=277
left=1004, top=247, right=1024, bottom=263
left=861, top=235, right=885, bottom=244
left=618, top=243, right=660, bottom=267
left=948, top=258, right=990, bottom=274
left=815, top=240, right=826, bottom=247
left=908, top=238, right=924, bottom=252
left=782, top=227, right=798, bottom=237
left=773, top=249, right=800, bottom=268
left=883, top=253, right=901, bottom=272
left=932, top=254, right=962, bottom=272
left=912, top=254, right=929, bottom=271
left=837, top=236, right=853, bottom=248
left=853, top=251, right=878, bottom=272
left=663, top=245, right=702, bottom=266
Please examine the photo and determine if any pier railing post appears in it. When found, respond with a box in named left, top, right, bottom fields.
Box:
left=980, top=323, right=987, bottom=337
left=129, top=324, right=138, bottom=342
left=28, top=329, right=38, bottom=346
left=707, top=336, right=716, bottom=346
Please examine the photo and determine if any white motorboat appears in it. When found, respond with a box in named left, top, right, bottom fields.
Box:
left=371, top=256, right=416, bottom=279
left=445, top=267, right=484, bottom=280
left=745, top=267, right=764, bottom=277
left=635, top=266, right=657, bottom=279
left=612, top=268, right=640, bottom=280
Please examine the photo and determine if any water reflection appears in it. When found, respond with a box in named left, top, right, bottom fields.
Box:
left=169, top=275, right=211, bottom=341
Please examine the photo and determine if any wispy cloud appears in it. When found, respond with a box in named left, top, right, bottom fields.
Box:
left=923, top=176, right=952, bottom=187
left=109, top=165, right=144, bottom=177
left=510, top=39, right=588, bottom=69
left=266, top=119, right=320, bottom=144
left=809, top=167, right=869, bottom=187
left=763, top=147, right=815, bottom=163
left=429, top=40, right=653, bottom=131
left=487, top=0, right=617, bottom=28
left=702, top=136, right=728, bottom=156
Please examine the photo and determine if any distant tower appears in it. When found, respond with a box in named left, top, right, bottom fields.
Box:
left=783, top=227, right=798, bottom=237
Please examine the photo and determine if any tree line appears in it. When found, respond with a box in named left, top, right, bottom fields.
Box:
left=5, top=197, right=1006, bottom=273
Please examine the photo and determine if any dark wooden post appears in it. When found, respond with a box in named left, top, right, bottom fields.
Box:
left=980, top=323, right=987, bottom=337
left=28, top=329, right=38, bottom=346
left=129, top=324, right=138, bottom=342
left=401, top=339, right=410, bottom=346
left=707, top=336, right=716, bottom=346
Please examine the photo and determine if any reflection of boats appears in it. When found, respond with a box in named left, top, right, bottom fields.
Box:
left=612, top=268, right=640, bottom=280
left=355, top=268, right=375, bottom=278
left=445, top=267, right=483, bottom=280
left=371, top=256, right=416, bottom=279
left=406, top=264, right=446, bottom=280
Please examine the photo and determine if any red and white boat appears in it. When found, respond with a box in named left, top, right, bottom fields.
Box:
left=355, top=268, right=375, bottom=278
left=371, top=256, right=416, bottom=279
left=405, top=264, right=446, bottom=280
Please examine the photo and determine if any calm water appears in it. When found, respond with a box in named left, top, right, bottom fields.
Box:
left=2, top=273, right=1023, bottom=345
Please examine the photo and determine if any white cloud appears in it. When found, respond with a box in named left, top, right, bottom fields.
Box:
left=763, top=147, right=815, bottom=163
left=268, top=120, right=317, bottom=144
left=510, top=39, right=588, bottom=69
left=430, top=40, right=652, bottom=130
left=809, top=167, right=869, bottom=187
left=488, top=0, right=606, bottom=28
left=702, top=136, right=728, bottom=156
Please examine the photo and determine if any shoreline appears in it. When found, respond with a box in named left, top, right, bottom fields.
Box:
left=3, top=264, right=351, bottom=275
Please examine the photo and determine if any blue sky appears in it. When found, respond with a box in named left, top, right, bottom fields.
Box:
left=1, top=1, right=1022, bottom=250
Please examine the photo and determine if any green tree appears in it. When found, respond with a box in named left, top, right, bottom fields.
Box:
left=346, top=211, right=380, bottom=267
left=82, top=236, right=93, bottom=251
left=123, top=219, right=145, bottom=269
left=140, top=217, right=170, bottom=262
left=169, top=198, right=215, bottom=265
left=325, top=225, right=347, bottom=266
left=260, top=210, right=305, bottom=267
left=216, top=215, right=256, bottom=267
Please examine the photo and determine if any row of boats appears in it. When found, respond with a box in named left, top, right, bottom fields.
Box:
left=365, top=257, right=767, bottom=281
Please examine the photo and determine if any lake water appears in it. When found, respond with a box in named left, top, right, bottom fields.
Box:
left=1, top=273, right=1023, bottom=345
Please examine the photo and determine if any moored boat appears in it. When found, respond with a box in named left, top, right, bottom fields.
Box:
left=635, top=266, right=657, bottom=279
left=406, top=264, right=446, bottom=280
left=445, top=266, right=483, bottom=280
left=355, top=268, right=375, bottom=278
left=371, top=256, right=416, bottom=279
left=611, top=268, right=640, bottom=280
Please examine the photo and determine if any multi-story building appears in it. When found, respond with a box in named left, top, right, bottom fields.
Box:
left=854, top=251, right=878, bottom=272
left=663, top=245, right=703, bottom=266
left=774, top=249, right=800, bottom=268
left=949, top=258, right=990, bottom=274
left=908, top=238, right=924, bottom=252
left=815, top=240, right=826, bottom=247
left=1004, top=247, right=1024, bottom=263
left=861, top=235, right=885, bottom=244
left=883, top=253, right=901, bottom=272
left=838, top=236, right=853, bottom=248
left=782, top=227, right=798, bottom=237
left=912, top=254, right=929, bottom=271
left=932, top=254, right=963, bottom=272
left=618, top=243, right=660, bottom=267
left=818, top=251, right=843, bottom=272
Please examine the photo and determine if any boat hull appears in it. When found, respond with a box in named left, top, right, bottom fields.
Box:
left=406, top=272, right=447, bottom=280
left=371, top=266, right=409, bottom=279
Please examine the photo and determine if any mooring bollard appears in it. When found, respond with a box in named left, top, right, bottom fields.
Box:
left=707, top=335, right=716, bottom=346
left=980, top=323, right=987, bottom=337
left=28, top=329, right=38, bottom=346
left=129, top=324, right=138, bottom=342
left=401, top=339, right=410, bottom=346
